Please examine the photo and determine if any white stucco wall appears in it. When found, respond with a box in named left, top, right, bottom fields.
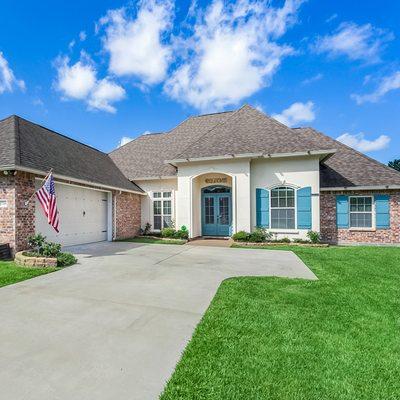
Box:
left=250, top=156, right=320, bottom=239
left=136, top=178, right=178, bottom=230
left=175, top=159, right=251, bottom=237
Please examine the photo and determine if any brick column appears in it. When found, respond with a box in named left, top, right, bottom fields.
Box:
left=113, top=192, right=141, bottom=239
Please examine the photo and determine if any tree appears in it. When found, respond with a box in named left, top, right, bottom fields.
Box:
left=388, top=159, right=400, bottom=172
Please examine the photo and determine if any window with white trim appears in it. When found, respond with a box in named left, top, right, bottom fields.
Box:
left=153, top=192, right=172, bottom=230
left=349, top=196, right=373, bottom=228
left=271, top=187, right=295, bottom=229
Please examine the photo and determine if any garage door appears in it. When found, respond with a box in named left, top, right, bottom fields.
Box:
left=35, top=182, right=109, bottom=246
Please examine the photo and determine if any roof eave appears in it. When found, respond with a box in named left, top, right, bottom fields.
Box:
left=321, top=185, right=400, bottom=191
left=0, top=165, right=145, bottom=195
left=165, top=149, right=337, bottom=164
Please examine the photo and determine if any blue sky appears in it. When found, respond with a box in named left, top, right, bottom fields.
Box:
left=0, top=0, right=399, bottom=164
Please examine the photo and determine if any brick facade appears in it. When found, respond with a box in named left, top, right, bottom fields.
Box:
left=0, top=174, right=16, bottom=248
left=320, top=190, right=400, bottom=245
left=114, top=192, right=141, bottom=240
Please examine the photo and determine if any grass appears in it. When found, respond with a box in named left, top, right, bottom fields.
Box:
left=160, top=245, right=400, bottom=400
left=118, top=237, right=187, bottom=245
left=0, top=260, right=57, bottom=288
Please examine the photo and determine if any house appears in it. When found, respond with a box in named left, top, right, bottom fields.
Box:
left=1, top=105, right=399, bottom=254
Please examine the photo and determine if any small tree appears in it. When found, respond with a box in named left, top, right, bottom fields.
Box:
left=388, top=159, right=400, bottom=172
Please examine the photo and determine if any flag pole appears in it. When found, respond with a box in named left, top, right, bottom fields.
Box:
left=24, top=169, right=53, bottom=206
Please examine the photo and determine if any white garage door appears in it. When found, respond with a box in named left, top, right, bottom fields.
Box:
left=35, top=182, right=109, bottom=246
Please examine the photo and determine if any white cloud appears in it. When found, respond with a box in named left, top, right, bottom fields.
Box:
left=99, top=0, right=174, bottom=85
left=0, top=52, right=25, bottom=94
left=336, top=132, right=390, bottom=152
left=164, top=0, right=304, bottom=111
left=88, top=78, right=126, bottom=113
left=55, top=53, right=125, bottom=113
left=326, top=14, right=337, bottom=23
left=351, top=71, right=400, bottom=104
left=272, top=101, right=315, bottom=127
left=55, top=54, right=97, bottom=99
left=79, top=31, right=87, bottom=41
left=118, top=136, right=133, bottom=147
left=314, top=22, right=393, bottom=63
left=301, top=73, right=323, bottom=85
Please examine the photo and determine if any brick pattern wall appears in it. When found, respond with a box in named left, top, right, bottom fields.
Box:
left=0, top=175, right=16, bottom=249
left=14, top=172, right=35, bottom=251
left=114, top=192, right=141, bottom=239
left=320, top=190, right=400, bottom=244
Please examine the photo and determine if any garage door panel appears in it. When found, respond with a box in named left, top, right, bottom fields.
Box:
left=35, top=183, right=108, bottom=246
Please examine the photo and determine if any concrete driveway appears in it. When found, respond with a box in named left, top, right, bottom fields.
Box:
left=0, top=242, right=316, bottom=400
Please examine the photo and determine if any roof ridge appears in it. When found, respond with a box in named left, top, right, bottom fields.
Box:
left=14, top=115, right=21, bottom=166
left=300, top=127, right=400, bottom=177
left=171, top=104, right=247, bottom=160
left=109, top=131, right=168, bottom=154
left=191, top=110, right=234, bottom=118
left=14, top=115, right=106, bottom=155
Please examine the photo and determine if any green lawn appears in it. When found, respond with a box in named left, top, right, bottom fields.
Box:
left=0, top=260, right=57, bottom=288
left=118, top=237, right=187, bottom=245
left=160, top=246, right=400, bottom=400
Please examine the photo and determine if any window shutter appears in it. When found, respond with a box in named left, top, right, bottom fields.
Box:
left=375, top=195, right=390, bottom=229
left=336, top=195, right=349, bottom=228
left=297, top=187, right=312, bottom=229
left=256, top=188, right=269, bottom=228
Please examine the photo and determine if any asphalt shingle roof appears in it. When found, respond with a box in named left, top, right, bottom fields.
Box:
left=295, top=127, right=400, bottom=188
left=0, top=115, right=143, bottom=193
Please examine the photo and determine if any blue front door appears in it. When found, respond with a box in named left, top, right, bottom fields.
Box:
left=202, top=187, right=232, bottom=236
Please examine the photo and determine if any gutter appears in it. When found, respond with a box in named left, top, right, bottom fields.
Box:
left=165, top=149, right=337, bottom=165
left=0, top=165, right=145, bottom=195
left=321, top=185, right=400, bottom=191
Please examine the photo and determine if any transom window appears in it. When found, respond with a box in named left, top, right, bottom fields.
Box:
left=350, top=196, right=373, bottom=228
left=153, top=192, right=172, bottom=230
left=270, top=187, right=295, bottom=229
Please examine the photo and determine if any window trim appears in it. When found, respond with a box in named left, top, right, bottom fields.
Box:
left=151, top=191, right=174, bottom=231
left=348, top=195, right=375, bottom=231
left=269, top=186, right=297, bottom=231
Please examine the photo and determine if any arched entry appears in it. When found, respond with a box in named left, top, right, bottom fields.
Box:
left=201, top=185, right=232, bottom=236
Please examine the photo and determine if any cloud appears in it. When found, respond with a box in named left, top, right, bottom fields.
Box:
left=118, top=136, right=133, bottom=147
left=272, top=101, right=315, bottom=127
left=0, top=52, right=25, bottom=94
left=164, top=0, right=304, bottom=111
left=301, top=73, right=323, bottom=85
left=55, top=53, right=125, bottom=113
left=79, top=31, right=87, bottom=41
left=325, top=14, right=337, bottom=23
left=351, top=71, right=400, bottom=104
left=314, top=22, right=393, bottom=63
left=336, top=132, right=390, bottom=152
left=99, top=0, right=174, bottom=85
left=88, top=78, right=126, bottom=113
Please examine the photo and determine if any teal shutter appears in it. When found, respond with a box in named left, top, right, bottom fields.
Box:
left=256, top=188, right=269, bottom=228
left=297, top=187, right=312, bottom=229
left=336, top=195, right=349, bottom=228
left=375, top=195, right=390, bottom=229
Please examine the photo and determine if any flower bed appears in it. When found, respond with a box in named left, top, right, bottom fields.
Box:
left=234, top=242, right=329, bottom=247
left=15, top=251, right=57, bottom=268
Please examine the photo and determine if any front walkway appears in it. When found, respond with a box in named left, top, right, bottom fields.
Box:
left=0, top=242, right=315, bottom=400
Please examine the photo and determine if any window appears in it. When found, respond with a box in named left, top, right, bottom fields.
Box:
left=350, top=196, right=373, bottom=228
left=153, top=192, right=173, bottom=230
left=270, top=187, right=295, bottom=229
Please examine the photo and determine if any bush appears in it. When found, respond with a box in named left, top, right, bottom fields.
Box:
left=41, top=242, right=62, bottom=257
left=176, top=226, right=189, bottom=239
left=143, top=222, right=152, bottom=235
left=27, top=233, right=46, bottom=254
left=248, top=227, right=273, bottom=243
left=279, top=237, right=291, bottom=243
left=232, top=231, right=250, bottom=242
left=307, top=230, right=321, bottom=244
left=57, top=252, right=77, bottom=267
left=161, top=227, right=176, bottom=238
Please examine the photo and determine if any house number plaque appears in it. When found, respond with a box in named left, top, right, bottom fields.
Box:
left=205, top=177, right=227, bottom=184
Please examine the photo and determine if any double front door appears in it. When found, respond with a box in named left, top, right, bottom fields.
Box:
left=202, top=188, right=232, bottom=236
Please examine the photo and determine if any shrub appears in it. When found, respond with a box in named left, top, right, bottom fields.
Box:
left=161, top=227, right=177, bottom=238
left=249, top=227, right=272, bottom=243
left=41, top=242, right=62, bottom=257
left=307, top=230, right=321, bottom=244
left=57, top=252, right=77, bottom=267
left=27, top=233, right=46, bottom=254
left=232, top=231, right=250, bottom=242
left=176, top=226, right=189, bottom=239
left=279, top=237, right=291, bottom=243
left=143, top=222, right=152, bottom=235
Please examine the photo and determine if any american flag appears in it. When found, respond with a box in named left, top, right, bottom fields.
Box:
left=36, top=173, right=60, bottom=233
